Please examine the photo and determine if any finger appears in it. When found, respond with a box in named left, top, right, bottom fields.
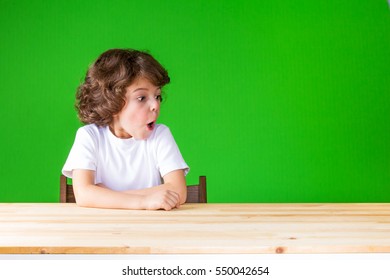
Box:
left=162, top=191, right=180, bottom=210
left=164, top=194, right=178, bottom=209
left=162, top=200, right=175, bottom=211
left=166, top=191, right=180, bottom=207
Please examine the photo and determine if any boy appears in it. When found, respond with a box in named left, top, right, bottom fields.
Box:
left=63, top=49, right=189, bottom=210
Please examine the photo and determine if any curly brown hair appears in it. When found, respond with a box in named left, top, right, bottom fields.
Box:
left=76, top=49, right=170, bottom=126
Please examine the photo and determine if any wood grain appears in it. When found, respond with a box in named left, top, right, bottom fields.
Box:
left=0, top=203, right=389, bottom=254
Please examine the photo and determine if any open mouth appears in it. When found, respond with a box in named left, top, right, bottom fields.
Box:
left=147, top=122, right=155, bottom=130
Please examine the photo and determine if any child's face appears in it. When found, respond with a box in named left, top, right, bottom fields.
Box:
left=110, top=77, right=162, bottom=140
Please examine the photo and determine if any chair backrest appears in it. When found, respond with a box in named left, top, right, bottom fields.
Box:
left=185, top=176, right=207, bottom=203
left=60, top=175, right=207, bottom=203
left=60, top=175, right=75, bottom=203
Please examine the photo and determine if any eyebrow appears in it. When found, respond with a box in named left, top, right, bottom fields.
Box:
left=132, top=88, right=148, bottom=93
left=132, top=87, right=161, bottom=93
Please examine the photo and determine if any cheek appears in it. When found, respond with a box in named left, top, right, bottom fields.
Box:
left=122, top=106, right=145, bottom=124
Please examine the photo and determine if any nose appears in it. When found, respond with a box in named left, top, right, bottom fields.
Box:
left=150, top=98, right=160, bottom=112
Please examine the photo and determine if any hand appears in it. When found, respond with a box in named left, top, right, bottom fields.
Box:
left=142, top=190, right=181, bottom=211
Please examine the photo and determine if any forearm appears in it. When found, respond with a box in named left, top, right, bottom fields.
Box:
left=74, top=184, right=145, bottom=209
left=125, top=170, right=187, bottom=204
left=72, top=169, right=185, bottom=210
left=125, top=182, right=187, bottom=205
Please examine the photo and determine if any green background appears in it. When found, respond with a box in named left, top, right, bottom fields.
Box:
left=1, top=0, right=389, bottom=203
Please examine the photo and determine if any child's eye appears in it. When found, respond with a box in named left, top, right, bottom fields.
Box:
left=155, top=95, right=163, bottom=102
left=137, top=96, right=145, bottom=102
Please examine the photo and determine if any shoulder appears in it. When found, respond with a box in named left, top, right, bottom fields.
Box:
left=76, top=124, right=105, bottom=137
left=148, top=124, right=179, bottom=151
left=154, top=124, right=170, bottom=135
left=150, top=124, right=174, bottom=141
left=75, top=124, right=106, bottom=145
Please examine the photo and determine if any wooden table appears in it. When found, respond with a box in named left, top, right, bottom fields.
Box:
left=0, top=203, right=389, bottom=254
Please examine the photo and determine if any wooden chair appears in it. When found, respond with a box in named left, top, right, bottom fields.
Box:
left=185, top=175, right=207, bottom=203
left=60, top=175, right=207, bottom=203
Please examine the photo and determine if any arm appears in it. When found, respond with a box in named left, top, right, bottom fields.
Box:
left=72, top=169, right=186, bottom=210
left=125, top=169, right=187, bottom=205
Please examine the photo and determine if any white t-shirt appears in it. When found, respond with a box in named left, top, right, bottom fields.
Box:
left=62, top=124, right=189, bottom=191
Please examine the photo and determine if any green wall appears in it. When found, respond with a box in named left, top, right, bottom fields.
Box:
left=1, top=0, right=389, bottom=203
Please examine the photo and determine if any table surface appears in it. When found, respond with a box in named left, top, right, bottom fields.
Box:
left=0, top=203, right=389, bottom=254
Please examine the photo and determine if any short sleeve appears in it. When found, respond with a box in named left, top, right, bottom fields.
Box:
left=154, top=125, right=189, bottom=177
left=62, top=126, right=98, bottom=178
